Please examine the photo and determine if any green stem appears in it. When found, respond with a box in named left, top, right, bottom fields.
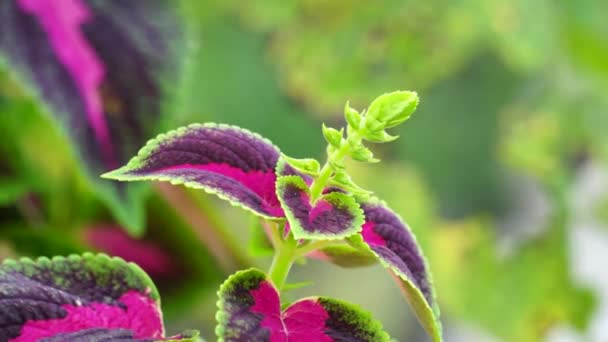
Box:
left=295, top=240, right=341, bottom=258
left=268, top=235, right=297, bottom=290
left=267, top=221, right=284, bottom=249
left=309, top=130, right=361, bottom=201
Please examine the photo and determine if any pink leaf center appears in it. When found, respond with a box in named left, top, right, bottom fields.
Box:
left=11, top=291, right=163, bottom=342
left=250, top=281, right=331, bottom=342
left=361, top=222, right=386, bottom=247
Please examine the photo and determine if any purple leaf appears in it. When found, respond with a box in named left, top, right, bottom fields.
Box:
left=358, top=201, right=442, bottom=341
left=103, top=123, right=285, bottom=219
left=216, top=268, right=390, bottom=341
left=276, top=175, right=364, bottom=240
left=0, top=0, right=182, bottom=231
left=0, top=253, right=198, bottom=342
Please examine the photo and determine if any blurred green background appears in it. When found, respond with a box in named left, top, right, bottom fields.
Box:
left=1, top=1, right=607, bottom=341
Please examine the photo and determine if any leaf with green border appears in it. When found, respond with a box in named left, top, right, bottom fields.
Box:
left=0, top=253, right=198, bottom=341
left=216, top=268, right=390, bottom=341
left=355, top=199, right=442, bottom=342
left=103, top=123, right=285, bottom=220
left=276, top=175, right=364, bottom=240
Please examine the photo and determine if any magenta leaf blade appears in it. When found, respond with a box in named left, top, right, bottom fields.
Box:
left=0, top=253, right=197, bottom=342
left=216, top=268, right=390, bottom=342
left=103, top=123, right=284, bottom=219
left=276, top=175, right=364, bottom=240
left=358, top=201, right=442, bottom=341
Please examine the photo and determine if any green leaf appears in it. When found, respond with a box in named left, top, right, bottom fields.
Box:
left=350, top=145, right=379, bottom=163
left=344, top=101, right=362, bottom=130
left=0, top=177, right=29, bottom=206
left=322, top=123, right=343, bottom=148
left=363, top=117, right=385, bottom=133
left=281, top=154, right=321, bottom=175
left=315, top=244, right=378, bottom=268
left=362, top=129, right=399, bottom=143
left=330, top=171, right=372, bottom=196
left=366, top=91, right=419, bottom=128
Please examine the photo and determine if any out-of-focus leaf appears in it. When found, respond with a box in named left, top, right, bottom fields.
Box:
left=308, top=244, right=378, bottom=268
left=0, top=0, right=184, bottom=234
left=431, top=218, right=595, bottom=341
left=0, top=224, right=85, bottom=257
left=0, top=178, right=28, bottom=206
left=217, top=0, right=483, bottom=116
left=83, top=225, right=178, bottom=279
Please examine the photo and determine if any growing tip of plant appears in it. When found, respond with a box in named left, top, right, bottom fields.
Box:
left=365, top=90, right=419, bottom=129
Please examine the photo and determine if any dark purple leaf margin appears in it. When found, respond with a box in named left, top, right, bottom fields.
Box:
left=216, top=268, right=390, bottom=342
left=0, top=253, right=198, bottom=342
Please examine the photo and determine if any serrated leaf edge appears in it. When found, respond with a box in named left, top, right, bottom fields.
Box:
left=102, top=123, right=284, bottom=220
left=276, top=175, right=364, bottom=240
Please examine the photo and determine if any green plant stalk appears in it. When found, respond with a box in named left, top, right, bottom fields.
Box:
left=309, top=129, right=362, bottom=201
left=268, top=233, right=297, bottom=290
left=295, top=240, right=339, bottom=258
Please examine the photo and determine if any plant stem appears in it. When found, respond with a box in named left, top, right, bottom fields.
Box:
left=309, top=129, right=361, bottom=201
left=268, top=233, right=297, bottom=290
left=267, top=221, right=284, bottom=249
left=295, top=240, right=340, bottom=258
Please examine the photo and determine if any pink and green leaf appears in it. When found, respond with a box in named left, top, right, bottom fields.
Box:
left=357, top=200, right=442, bottom=341
left=276, top=175, right=364, bottom=240
left=0, top=0, right=183, bottom=232
left=0, top=253, right=197, bottom=342
left=103, top=123, right=285, bottom=219
left=216, top=268, right=390, bottom=342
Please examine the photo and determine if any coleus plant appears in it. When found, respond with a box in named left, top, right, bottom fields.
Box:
left=0, top=92, right=442, bottom=341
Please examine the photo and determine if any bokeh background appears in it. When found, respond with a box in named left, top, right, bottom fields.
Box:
left=1, top=0, right=607, bottom=341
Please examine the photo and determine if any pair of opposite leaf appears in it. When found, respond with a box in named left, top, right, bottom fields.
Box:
left=101, top=123, right=442, bottom=341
